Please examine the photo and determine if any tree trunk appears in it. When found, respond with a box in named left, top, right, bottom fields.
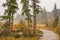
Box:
left=33, top=0, right=36, bottom=35
left=8, top=13, right=11, bottom=33
left=11, top=14, right=13, bottom=31
left=33, top=16, right=36, bottom=34
left=28, top=17, right=30, bottom=36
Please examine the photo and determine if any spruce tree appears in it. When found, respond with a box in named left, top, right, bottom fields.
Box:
left=53, top=3, right=59, bottom=27
left=1, top=0, right=18, bottom=34
left=21, top=0, right=32, bottom=36
left=31, top=0, right=42, bottom=34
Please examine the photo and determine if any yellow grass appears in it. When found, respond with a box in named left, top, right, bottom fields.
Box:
left=36, top=24, right=46, bottom=28
left=12, top=23, right=46, bottom=29
left=0, top=37, right=40, bottom=40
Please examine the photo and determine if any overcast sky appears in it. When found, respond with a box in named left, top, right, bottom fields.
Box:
left=0, top=0, right=60, bottom=15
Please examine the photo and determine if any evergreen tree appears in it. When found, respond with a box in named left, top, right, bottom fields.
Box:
left=53, top=16, right=59, bottom=27
left=31, top=0, right=42, bottom=34
left=21, top=0, right=32, bottom=36
left=53, top=3, right=57, bottom=18
left=53, top=3, right=59, bottom=27
left=1, top=0, right=18, bottom=33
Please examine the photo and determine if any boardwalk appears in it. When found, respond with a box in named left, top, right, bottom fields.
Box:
left=40, top=29, right=59, bottom=40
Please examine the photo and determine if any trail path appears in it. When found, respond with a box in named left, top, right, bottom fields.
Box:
left=40, top=29, right=59, bottom=40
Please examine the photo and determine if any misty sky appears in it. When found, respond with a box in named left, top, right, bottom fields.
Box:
left=0, top=0, right=60, bottom=15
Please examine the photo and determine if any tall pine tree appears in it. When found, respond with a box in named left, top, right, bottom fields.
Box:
left=21, top=0, right=32, bottom=35
left=53, top=3, right=59, bottom=27
left=1, top=0, right=18, bottom=32
left=31, top=0, right=42, bottom=34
